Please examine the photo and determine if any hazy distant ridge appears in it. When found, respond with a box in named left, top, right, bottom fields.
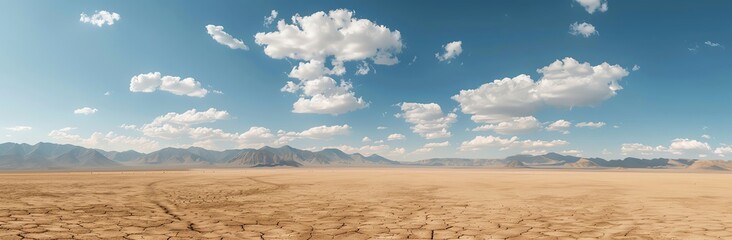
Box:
left=0, top=142, right=728, bottom=170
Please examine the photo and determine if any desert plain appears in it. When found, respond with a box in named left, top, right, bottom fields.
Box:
left=0, top=168, right=731, bottom=240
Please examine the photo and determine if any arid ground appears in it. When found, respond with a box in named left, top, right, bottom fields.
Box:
left=1, top=169, right=731, bottom=240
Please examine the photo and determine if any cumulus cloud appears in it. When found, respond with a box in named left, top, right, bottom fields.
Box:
left=575, top=121, right=606, bottom=128
left=5, top=126, right=32, bottom=132
left=454, top=58, right=628, bottom=124
left=473, top=116, right=541, bottom=135
left=459, top=135, right=568, bottom=151
left=129, top=72, right=208, bottom=97
left=362, top=137, right=372, bottom=143
left=74, top=107, right=98, bottom=115
left=277, top=124, right=351, bottom=142
left=705, top=41, right=722, bottom=48
left=569, top=22, right=598, bottom=37
left=701, top=134, right=711, bottom=139
left=376, top=126, right=388, bottom=130
left=397, top=102, right=457, bottom=139
left=80, top=10, right=120, bottom=27
left=435, top=41, right=463, bottom=62
left=387, top=133, right=406, bottom=141
left=621, top=138, right=711, bottom=157
left=561, top=149, right=582, bottom=156
left=546, top=120, right=571, bottom=134
left=424, top=141, right=450, bottom=148
left=149, top=108, right=230, bottom=126
left=714, top=146, right=732, bottom=157
left=120, top=124, right=137, bottom=130
left=136, top=108, right=351, bottom=149
left=452, top=74, right=540, bottom=123
left=255, top=9, right=403, bottom=114
left=575, top=0, right=608, bottom=14
left=48, top=127, right=159, bottom=153
left=632, top=65, right=640, bottom=71
left=264, top=10, right=278, bottom=27
left=356, top=61, right=371, bottom=75
left=205, top=25, right=248, bottom=50
left=536, top=57, right=628, bottom=108
left=412, top=141, right=448, bottom=155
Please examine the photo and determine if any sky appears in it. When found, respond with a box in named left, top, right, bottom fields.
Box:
left=1, top=0, right=731, bottom=161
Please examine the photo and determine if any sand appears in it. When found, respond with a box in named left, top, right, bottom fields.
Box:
left=0, top=168, right=731, bottom=239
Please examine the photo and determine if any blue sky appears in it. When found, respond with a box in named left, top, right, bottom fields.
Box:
left=1, top=0, right=731, bottom=160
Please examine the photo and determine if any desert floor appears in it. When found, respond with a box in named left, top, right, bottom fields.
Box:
left=0, top=168, right=731, bottom=240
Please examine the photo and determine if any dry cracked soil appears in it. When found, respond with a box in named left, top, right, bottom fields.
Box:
left=1, top=168, right=731, bottom=239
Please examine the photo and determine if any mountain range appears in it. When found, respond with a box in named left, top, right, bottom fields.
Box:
left=0, top=142, right=730, bottom=171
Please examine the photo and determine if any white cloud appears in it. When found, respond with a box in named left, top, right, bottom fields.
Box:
left=74, top=107, right=98, bottom=115
left=130, top=72, right=208, bottom=97
left=5, top=126, right=32, bottom=132
left=149, top=108, right=230, bottom=126
left=205, top=25, right=248, bottom=50
left=701, top=134, right=711, bottom=139
left=518, top=139, right=569, bottom=148
left=452, top=74, right=541, bottom=123
left=459, top=135, right=517, bottom=151
left=473, top=116, right=541, bottom=135
left=139, top=109, right=351, bottom=149
left=264, top=10, right=278, bottom=27
left=255, top=9, right=403, bottom=114
left=387, top=133, right=406, bottom=141
left=705, top=41, right=722, bottom=48
left=120, top=124, right=137, bottom=130
left=292, top=90, right=367, bottom=115
left=277, top=124, right=351, bottom=141
left=459, top=135, right=569, bottom=151
left=621, top=138, right=711, bottom=156
left=48, top=127, right=159, bottom=153
left=376, top=126, right=387, bottom=130
left=79, top=10, right=120, bottom=27
left=412, top=147, right=433, bottom=154
left=561, top=150, right=582, bottom=156
left=632, top=65, right=640, bottom=71
left=714, top=146, right=732, bottom=157
left=575, top=0, right=608, bottom=14
left=521, top=149, right=548, bottom=155
left=424, top=141, right=450, bottom=148
left=575, top=121, right=606, bottom=128
left=668, top=138, right=711, bottom=155
left=356, top=61, right=371, bottom=75
left=602, top=149, right=612, bottom=155
left=255, top=9, right=403, bottom=64
left=362, top=137, right=372, bottom=143
left=569, top=22, right=598, bottom=37
left=397, top=102, right=457, bottom=139
left=535, top=57, right=628, bottom=108
left=435, top=41, right=463, bottom=62
left=104, top=91, right=111, bottom=96
left=546, top=120, right=571, bottom=134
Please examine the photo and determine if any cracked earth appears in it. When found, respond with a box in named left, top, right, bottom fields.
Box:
left=1, top=168, right=731, bottom=239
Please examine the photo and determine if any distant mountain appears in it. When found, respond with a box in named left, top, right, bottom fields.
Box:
left=0, top=142, right=119, bottom=169
left=412, top=158, right=504, bottom=167
left=413, top=152, right=703, bottom=169
left=227, top=146, right=398, bottom=167
left=97, top=149, right=145, bottom=162
left=132, top=147, right=212, bottom=165
left=688, top=160, right=732, bottom=171
left=564, top=158, right=600, bottom=168
left=0, top=142, right=724, bottom=170
left=505, top=159, right=527, bottom=168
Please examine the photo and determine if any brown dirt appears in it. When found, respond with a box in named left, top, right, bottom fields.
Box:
left=0, top=168, right=731, bottom=239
